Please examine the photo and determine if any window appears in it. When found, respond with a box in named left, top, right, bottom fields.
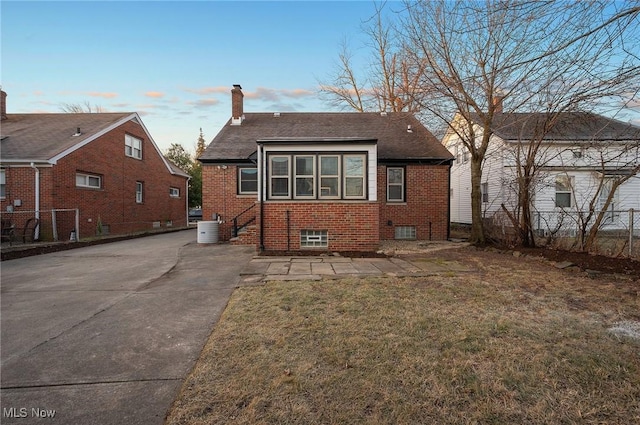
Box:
left=300, top=230, right=328, bottom=248
left=269, top=156, right=290, bottom=198
left=387, top=167, right=405, bottom=202
left=395, top=226, right=416, bottom=240
left=294, top=155, right=315, bottom=198
left=319, top=155, right=340, bottom=198
left=344, top=154, right=366, bottom=199
left=265, top=153, right=367, bottom=200
left=136, top=181, right=144, bottom=203
left=76, top=172, right=101, bottom=189
left=125, top=134, right=142, bottom=159
left=169, top=187, right=180, bottom=198
left=555, top=175, right=573, bottom=208
left=598, top=178, right=620, bottom=223
left=0, top=169, right=5, bottom=198
left=481, top=182, right=489, bottom=203
left=238, top=167, right=258, bottom=194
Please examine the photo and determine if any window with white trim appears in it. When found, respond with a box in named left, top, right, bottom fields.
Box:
left=269, top=156, right=290, bottom=198
left=125, top=134, right=142, bottom=159
left=238, top=167, right=258, bottom=194
left=343, top=154, right=366, bottom=199
left=300, top=230, right=328, bottom=248
left=598, top=178, right=620, bottom=223
left=387, top=167, right=405, bottom=202
left=76, top=172, right=101, bottom=189
left=481, top=182, right=488, bottom=203
left=136, top=181, right=144, bottom=203
left=294, top=155, right=315, bottom=198
left=0, top=169, right=5, bottom=198
left=395, top=226, right=416, bottom=240
left=169, top=187, right=180, bottom=198
left=319, top=155, right=340, bottom=198
left=555, top=175, right=573, bottom=208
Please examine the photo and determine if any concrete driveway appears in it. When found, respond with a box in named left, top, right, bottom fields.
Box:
left=1, top=229, right=255, bottom=424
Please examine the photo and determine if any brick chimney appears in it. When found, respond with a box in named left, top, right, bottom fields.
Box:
left=231, top=84, right=244, bottom=125
left=1, top=90, right=7, bottom=120
left=492, top=91, right=504, bottom=114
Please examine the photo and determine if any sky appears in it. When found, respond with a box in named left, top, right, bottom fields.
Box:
left=1, top=0, right=385, bottom=154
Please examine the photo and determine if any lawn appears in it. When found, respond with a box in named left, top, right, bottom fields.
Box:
left=165, top=248, right=639, bottom=425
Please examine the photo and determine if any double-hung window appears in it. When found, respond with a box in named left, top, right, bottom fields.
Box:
left=294, top=155, right=315, bottom=198
left=343, top=154, right=366, bottom=199
left=136, top=181, right=144, bottom=203
left=0, top=169, right=5, bottom=198
left=269, top=156, right=290, bottom=198
left=598, top=178, right=620, bottom=223
left=387, top=167, right=405, bottom=202
left=319, top=155, right=340, bottom=198
left=555, top=175, right=573, bottom=208
left=125, top=134, right=142, bottom=159
left=238, top=167, right=258, bottom=194
left=76, top=172, right=101, bottom=189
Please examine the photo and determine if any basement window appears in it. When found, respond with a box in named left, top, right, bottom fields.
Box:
left=300, top=230, right=328, bottom=248
left=395, top=226, right=416, bottom=240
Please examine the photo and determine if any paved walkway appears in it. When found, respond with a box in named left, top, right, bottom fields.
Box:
left=240, top=252, right=473, bottom=284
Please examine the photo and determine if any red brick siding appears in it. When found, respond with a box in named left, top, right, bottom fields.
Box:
left=259, top=202, right=379, bottom=252
left=377, top=164, right=450, bottom=241
left=201, top=165, right=257, bottom=240
left=1, top=120, right=188, bottom=240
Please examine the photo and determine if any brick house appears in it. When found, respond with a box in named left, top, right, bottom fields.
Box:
left=0, top=90, right=189, bottom=241
left=199, top=85, right=454, bottom=253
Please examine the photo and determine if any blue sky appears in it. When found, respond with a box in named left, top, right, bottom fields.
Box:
left=2, top=1, right=384, bottom=153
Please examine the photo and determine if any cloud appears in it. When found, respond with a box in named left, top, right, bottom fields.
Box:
left=244, top=86, right=315, bottom=102
left=87, top=92, right=118, bottom=99
left=183, top=86, right=229, bottom=96
left=187, top=98, right=220, bottom=107
left=145, top=91, right=164, bottom=98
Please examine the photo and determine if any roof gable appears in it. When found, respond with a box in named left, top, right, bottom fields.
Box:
left=200, top=112, right=453, bottom=162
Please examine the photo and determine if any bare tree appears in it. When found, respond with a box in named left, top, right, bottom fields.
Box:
left=60, top=101, right=105, bottom=113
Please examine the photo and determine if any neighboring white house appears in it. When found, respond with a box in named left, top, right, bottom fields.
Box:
left=444, top=111, right=640, bottom=235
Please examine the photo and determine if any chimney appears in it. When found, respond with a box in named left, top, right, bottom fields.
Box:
left=231, top=84, right=243, bottom=125
left=1, top=90, right=7, bottom=120
left=492, top=91, right=504, bottom=114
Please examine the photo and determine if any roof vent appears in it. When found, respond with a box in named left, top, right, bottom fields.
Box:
left=274, top=112, right=280, bottom=117
left=380, top=111, right=387, bottom=116
left=72, top=127, right=82, bottom=136
left=407, top=125, right=413, bottom=133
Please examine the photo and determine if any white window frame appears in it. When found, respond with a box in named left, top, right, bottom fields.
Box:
left=300, top=230, right=328, bottom=248
left=76, top=172, right=101, bottom=189
left=269, top=155, right=291, bottom=199
left=555, top=175, right=573, bottom=208
left=238, top=167, right=258, bottom=195
left=319, top=155, right=340, bottom=199
left=169, top=187, right=180, bottom=198
left=125, top=134, right=142, bottom=159
left=387, top=167, right=405, bottom=202
left=136, top=181, right=144, bottom=203
left=0, top=169, right=5, bottom=199
left=598, top=178, right=620, bottom=224
left=343, top=154, right=366, bottom=200
left=481, top=182, right=489, bottom=203
left=294, top=155, right=316, bottom=199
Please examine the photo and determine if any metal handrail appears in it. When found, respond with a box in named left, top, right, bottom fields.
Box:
left=232, top=204, right=257, bottom=237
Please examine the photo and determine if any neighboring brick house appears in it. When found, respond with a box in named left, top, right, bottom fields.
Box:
left=0, top=90, right=189, bottom=241
left=199, top=85, right=454, bottom=253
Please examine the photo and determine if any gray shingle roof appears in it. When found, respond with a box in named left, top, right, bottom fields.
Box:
left=486, top=112, right=640, bottom=141
left=1, top=113, right=135, bottom=161
left=199, top=112, right=453, bottom=162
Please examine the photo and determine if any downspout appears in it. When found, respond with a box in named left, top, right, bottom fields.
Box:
left=447, top=161, right=452, bottom=240
left=258, top=144, right=265, bottom=251
left=30, top=162, right=40, bottom=240
left=186, top=175, right=190, bottom=226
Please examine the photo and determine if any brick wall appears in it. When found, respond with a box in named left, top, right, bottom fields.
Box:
left=1, top=120, right=188, bottom=240
left=259, top=202, right=380, bottom=252
left=202, top=164, right=257, bottom=240
left=377, top=164, right=450, bottom=241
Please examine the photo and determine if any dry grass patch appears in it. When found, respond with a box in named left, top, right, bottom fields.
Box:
left=166, top=250, right=639, bottom=425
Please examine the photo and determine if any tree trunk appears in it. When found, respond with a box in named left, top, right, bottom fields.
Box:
left=469, top=156, right=485, bottom=244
